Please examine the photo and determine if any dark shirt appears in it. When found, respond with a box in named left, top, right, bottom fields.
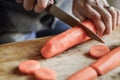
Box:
left=0, top=0, right=54, bottom=33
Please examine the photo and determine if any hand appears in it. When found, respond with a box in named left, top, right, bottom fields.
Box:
left=15, top=0, right=54, bottom=13
left=72, top=0, right=120, bottom=36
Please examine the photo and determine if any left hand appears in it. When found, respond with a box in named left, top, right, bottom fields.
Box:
left=72, top=0, right=120, bottom=36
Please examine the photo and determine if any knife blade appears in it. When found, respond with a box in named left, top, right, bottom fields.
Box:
left=46, top=3, right=104, bottom=43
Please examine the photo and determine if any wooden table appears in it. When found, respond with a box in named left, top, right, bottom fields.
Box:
left=0, top=26, right=120, bottom=80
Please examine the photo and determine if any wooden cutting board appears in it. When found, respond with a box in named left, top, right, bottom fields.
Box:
left=0, top=26, right=120, bottom=80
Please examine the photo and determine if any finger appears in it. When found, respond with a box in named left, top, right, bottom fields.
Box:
left=34, top=3, right=41, bottom=13
left=23, top=0, right=35, bottom=11
left=115, top=8, right=120, bottom=26
left=94, top=7, right=112, bottom=34
left=72, top=8, right=86, bottom=21
left=93, top=20, right=106, bottom=36
left=82, top=5, right=105, bottom=36
left=34, top=0, right=49, bottom=13
left=37, top=0, right=49, bottom=11
left=16, top=0, right=23, bottom=3
left=107, top=7, right=117, bottom=30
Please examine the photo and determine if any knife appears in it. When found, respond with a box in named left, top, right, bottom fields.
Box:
left=46, top=3, right=104, bottom=43
left=0, top=1, right=104, bottom=43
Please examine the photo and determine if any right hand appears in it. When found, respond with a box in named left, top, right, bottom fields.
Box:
left=15, top=0, right=54, bottom=13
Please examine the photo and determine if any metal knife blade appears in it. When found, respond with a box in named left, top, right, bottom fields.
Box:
left=46, top=3, right=104, bottom=43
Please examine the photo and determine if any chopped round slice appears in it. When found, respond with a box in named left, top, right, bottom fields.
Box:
left=18, top=60, right=40, bottom=74
left=34, top=67, right=57, bottom=80
left=89, top=44, right=110, bottom=58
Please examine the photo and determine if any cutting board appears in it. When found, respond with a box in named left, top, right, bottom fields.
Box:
left=0, top=26, right=120, bottom=80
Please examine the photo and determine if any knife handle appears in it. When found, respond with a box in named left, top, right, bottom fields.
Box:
left=45, top=1, right=54, bottom=12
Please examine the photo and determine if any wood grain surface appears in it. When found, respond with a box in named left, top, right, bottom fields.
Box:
left=0, top=26, right=120, bottom=80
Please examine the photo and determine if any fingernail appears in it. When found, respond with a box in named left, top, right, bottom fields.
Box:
left=34, top=4, right=41, bottom=13
left=26, top=6, right=33, bottom=11
left=99, top=33, right=103, bottom=37
left=16, top=0, right=22, bottom=3
left=49, top=0, right=54, bottom=4
left=97, top=32, right=101, bottom=37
